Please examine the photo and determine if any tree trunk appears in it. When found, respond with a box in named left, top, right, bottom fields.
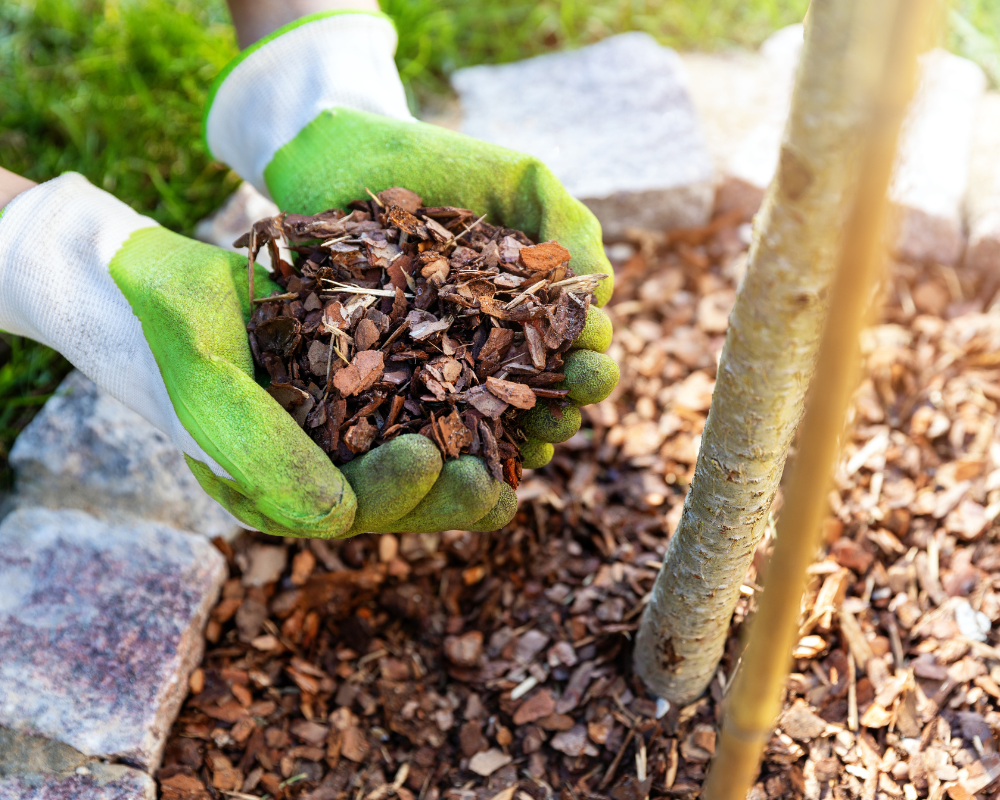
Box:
left=634, top=1, right=875, bottom=704
left=702, top=2, right=935, bottom=792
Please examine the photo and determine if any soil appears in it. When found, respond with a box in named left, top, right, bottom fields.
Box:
left=159, top=199, right=1000, bottom=800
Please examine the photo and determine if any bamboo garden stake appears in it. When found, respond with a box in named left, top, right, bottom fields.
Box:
left=636, top=0, right=896, bottom=704
left=701, top=0, right=939, bottom=796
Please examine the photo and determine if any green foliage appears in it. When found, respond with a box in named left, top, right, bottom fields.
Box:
left=0, top=0, right=240, bottom=232
left=950, top=1, right=1000, bottom=87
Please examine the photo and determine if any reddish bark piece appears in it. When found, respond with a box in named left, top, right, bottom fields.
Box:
left=343, top=418, right=378, bottom=453
left=437, top=410, right=473, bottom=459
left=340, top=726, right=369, bottom=762
left=467, top=385, right=509, bottom=419
left=518, top=241, right=571, bottom=271
left=266, top=382, right=309, bottom=410
left=385, top=205, right=426, bottom=235
left=333, top=350, right=384, bottom=397
left=354, top=318, right=380, bottom=351
left=378, top=187, right=423, bottom=213
left=524, top=321, right=547, bottom=368
left=459, top=719, right=489, bottom=757
left=513, top=689, right=557, bottom=725
left=831, top=538, right=874, bottom=573
left=444, top=631, right=483, bottom=667
left=486, top=377, right=537, bottom=410
left=477, top=327, right=515, bottom=362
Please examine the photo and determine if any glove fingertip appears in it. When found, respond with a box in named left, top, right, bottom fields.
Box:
left=522, top=403, right=582, bottom=444
left=561, top=350, right=620, bottom=406
left=386, top=455, right=501, bottom=533
left=466, top=483, right=518, bottom=532
left=520, top=438, right=554, bottom=470
left=340, top=434, right=442, bottom=535
left=573, top=305, right=614, bottom=353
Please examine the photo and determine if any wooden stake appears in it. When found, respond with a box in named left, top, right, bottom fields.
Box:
left=701, top=1, right=938, bottom=796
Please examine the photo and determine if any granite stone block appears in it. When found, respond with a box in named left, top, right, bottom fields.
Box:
left=0, top=769, right=155, bottom=800
left=0, top=508, right=226, bottom=771
left=890, top=48, right=986, bottom=265
left=965, top=91, right=1000, bottom=275
left=0, top=728, right=155, bottom=800
left=451, top=32, right=715, bottom=238
left=9, top=370, right=241, bottom=540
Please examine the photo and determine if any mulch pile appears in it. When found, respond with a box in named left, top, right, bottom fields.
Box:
left=242, top=187, right=603, bottom=484
left=160, top=198, right=1000, bottom=800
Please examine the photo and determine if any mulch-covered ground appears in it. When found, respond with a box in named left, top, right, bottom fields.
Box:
left=159, top=198, right=1000, bottom=800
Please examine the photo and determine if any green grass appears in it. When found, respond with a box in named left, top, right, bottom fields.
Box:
left=0, top=0, right=997, bottom=489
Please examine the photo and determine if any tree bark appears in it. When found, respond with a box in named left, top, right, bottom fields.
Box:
left=634, top=1, right=875, bottom=704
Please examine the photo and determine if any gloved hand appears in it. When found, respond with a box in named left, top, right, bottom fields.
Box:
left=204, top=11, right=619, bottom=487
left=0, top=173, right=510, bottom=537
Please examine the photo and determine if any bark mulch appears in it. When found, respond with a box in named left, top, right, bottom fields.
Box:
left=159, top=201, right=1000, bottom=800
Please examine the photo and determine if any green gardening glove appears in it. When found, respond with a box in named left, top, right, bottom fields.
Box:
left=205, top=11, right=619, bottom=532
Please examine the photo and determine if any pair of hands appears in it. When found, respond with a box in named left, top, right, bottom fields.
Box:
left=0, top=11, right=618, bottom=538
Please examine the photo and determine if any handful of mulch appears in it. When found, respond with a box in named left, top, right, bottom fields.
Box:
left=240, top=187, right=605, bottom=489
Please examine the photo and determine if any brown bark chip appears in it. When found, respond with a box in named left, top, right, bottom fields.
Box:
left=518, top=241, right=571, bottom=271
left=485, top=376, right=537, bottom=409
left=333, top=350, right=384, bottom=397
left=241, top=187, right=604, bottom=482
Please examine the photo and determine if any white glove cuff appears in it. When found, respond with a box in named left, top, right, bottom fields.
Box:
left=205, top=12, right=413, bottom=197
left=0, top=173, right=230, bottom=481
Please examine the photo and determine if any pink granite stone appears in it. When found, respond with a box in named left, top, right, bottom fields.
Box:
left=0, top=767, right=155, bottom=800
left=0, top=508, right=226, bottom=771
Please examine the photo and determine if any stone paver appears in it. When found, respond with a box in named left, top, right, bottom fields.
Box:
left=451, top=32, right=715, bottom=238
left=0, top=728, right=155, bottom=800
left=682, top=25, right=802, bottom=217
left=890, top=48, right=986, bottom=265
left=965, top=91, right=1000, bottom=274
left=0, top=508, right=226, bottom=771
left=10, top=370, right=241, bottom=540
left=0, top=768, right=155, bottom=800
left=685, top=28, right=986, bottom=265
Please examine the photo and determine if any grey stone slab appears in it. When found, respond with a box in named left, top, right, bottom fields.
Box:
left=0, top=768, right=155, bottom=800
left=681, top=25, right=802, bottom=217
left=9, top=370, right=241, bottom=540
left=0, top=508, right=226, bottom=771
left=0, top=726, right=154, bottom=799
left=965, top=91, right=1000, bottom=274
left=0, top=727, right=90, bottom=776
left=684, top=28, right=987, bottom=263
left=451, top=32, right=715, bottom=238
left=889, top=49, right=986, bottom=265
